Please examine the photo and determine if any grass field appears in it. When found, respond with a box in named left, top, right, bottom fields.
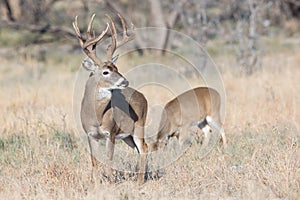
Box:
left=0, top=40, right=299, bottom=199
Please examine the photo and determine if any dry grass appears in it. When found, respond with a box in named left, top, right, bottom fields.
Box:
left=0, top=45, right=299, bottom=199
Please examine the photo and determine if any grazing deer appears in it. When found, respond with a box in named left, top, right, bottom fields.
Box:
left=73, top=14, right=148, bottom=183
left=150, top=87, right=227, bottom=152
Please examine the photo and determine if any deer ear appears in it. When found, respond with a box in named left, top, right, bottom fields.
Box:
left=112, top=54, right=119, bottom=64
left=82, top=58, right=98, bottom=71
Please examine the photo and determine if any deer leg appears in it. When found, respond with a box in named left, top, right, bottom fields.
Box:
left=87, top=130, right=101, bottom=183
left=201, top=125, right=212, bottom=147
left=133, top=124, right=148, bottom=184
left=220, top=128, right=227, bottom=148
left=150, top=124, right=173, bottom=152
left=150, top=134, right=165, bottom=152
left=205, top=116, right=227, bottom=148
left=178, top=125, right=194, bottom=148
left=87, top=131, right=100, bottom=167
left=87, top=126, right=109, bottom=141
left=197, top=117, right=213, bottom=147
left=105, top=135, right=115, bottom=183
left=87, top=126, right=113, bottom=167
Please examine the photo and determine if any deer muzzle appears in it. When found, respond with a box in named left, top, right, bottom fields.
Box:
left=115, top=77, right=129, bottom=89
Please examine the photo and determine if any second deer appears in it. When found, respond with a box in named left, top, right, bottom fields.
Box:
left=150, top=87, right=227, bottom=152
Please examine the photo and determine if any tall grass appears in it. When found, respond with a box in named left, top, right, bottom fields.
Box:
left=0, top=43, right=299, bottom=199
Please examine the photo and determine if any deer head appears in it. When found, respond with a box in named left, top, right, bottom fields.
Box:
left=72, top=14, right=135, bottom=90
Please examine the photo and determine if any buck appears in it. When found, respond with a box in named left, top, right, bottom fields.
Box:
left=73, top=14, right=148, bottom=183
left=150, top=87, right=227, bottom=152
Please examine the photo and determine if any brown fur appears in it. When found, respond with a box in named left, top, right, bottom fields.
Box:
left=150, top=87, right=227, bottom=151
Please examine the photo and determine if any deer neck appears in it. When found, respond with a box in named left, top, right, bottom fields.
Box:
left=95, top=88, right=112, bottom=121
left=81, top=77, right=112, bottom=127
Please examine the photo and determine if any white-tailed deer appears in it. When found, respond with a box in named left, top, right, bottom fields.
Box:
left=150, top=87, right=227, bottom=152
left=73, top=14, right=148, bottom=183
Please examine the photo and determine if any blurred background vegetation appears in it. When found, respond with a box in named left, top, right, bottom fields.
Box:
left=1, top=0, right=300, bottom=75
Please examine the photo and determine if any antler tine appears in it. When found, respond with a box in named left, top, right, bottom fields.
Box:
left=106, top=15, right=117, bottom=36
left=119, top=14, right=127, bottom=36
left=105, top=14, right=135, bottom=62
left=72, top=16, right=84, bottom=47
left=116, top=14, right=135, bottom=48
left=72, top=14, right=109, bottom=67
left=105, top=15, right=117, bottom=62
left=86, top=13, right=96, bottom=41
left=83, top=23, right=109, bottom=49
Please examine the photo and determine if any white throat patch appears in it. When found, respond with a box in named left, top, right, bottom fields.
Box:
left=98, top=88, right=112, bottom=99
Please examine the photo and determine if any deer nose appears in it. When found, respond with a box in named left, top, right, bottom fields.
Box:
left=116, top=77, right=129, bottom=88
left=121, top=79, right=129, bottom=87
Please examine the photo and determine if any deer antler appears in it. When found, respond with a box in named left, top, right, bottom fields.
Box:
left=73, top=14, right=109, bottom=67
left=106, top=14, right=135, bottom=62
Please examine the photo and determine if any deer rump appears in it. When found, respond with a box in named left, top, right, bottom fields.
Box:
left=160, top=88, right=221, bottom=133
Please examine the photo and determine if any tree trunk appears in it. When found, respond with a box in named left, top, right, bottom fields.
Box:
left=2, top=0, right=15, bottom=21
left=148, top=0, right=167, bottom=52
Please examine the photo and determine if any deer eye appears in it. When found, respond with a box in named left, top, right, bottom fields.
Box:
left=102, top=71, right=109, bottom=75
